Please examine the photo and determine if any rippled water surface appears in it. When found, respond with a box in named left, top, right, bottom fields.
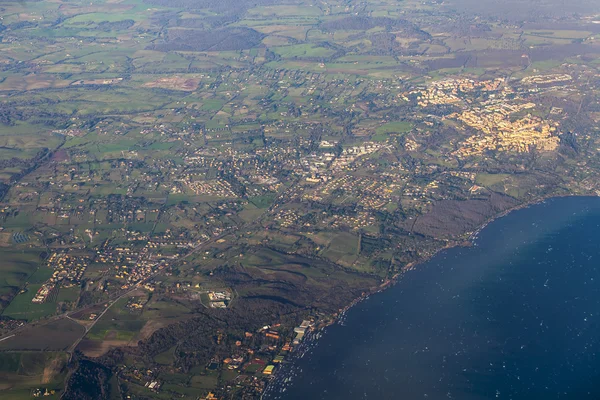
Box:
left=271, top=197, right=600, bottom=400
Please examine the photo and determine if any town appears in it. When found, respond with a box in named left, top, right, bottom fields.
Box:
left=0, top=0, right=599, bottom=397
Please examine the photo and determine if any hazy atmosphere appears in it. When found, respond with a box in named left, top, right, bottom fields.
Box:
left=0, top=0, right=598, bottom=398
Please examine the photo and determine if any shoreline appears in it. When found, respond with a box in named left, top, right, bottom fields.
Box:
left=261, top=193, right=598, bottom=398
left=335, top=193, right=580, bottom=316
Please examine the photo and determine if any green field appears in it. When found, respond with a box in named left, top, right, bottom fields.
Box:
left=0, top=352, right=67, bottom=399
left=2, top=265, right=57, bottom=321
left=374, top=121, right=413, bottom=141
left=0, top=0, right=597, bottom=396
left=272, top=44, right=336, bottom=59
left=0, top=251, right=42, bottom=299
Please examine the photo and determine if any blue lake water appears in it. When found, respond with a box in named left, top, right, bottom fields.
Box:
left=272, top=196, right=600, bottom=400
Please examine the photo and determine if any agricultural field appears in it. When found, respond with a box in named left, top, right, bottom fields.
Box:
left=0, top=352, right=68, bottom=399
left=0, top=0, right=598, bottom=398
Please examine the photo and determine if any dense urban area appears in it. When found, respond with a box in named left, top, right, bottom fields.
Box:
left=0, top=0, right=599, bottom=398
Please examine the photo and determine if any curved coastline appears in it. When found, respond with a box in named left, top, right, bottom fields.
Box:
left=335, top=194, right=592, bottom=327
left=262, top=193, right=600, bottom=399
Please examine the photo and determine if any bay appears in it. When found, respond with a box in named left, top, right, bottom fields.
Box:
left=269, top=196, right=600, bottom=400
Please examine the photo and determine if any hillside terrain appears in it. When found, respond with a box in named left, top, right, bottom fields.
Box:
left=0, top=0, right=599, bottom=398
